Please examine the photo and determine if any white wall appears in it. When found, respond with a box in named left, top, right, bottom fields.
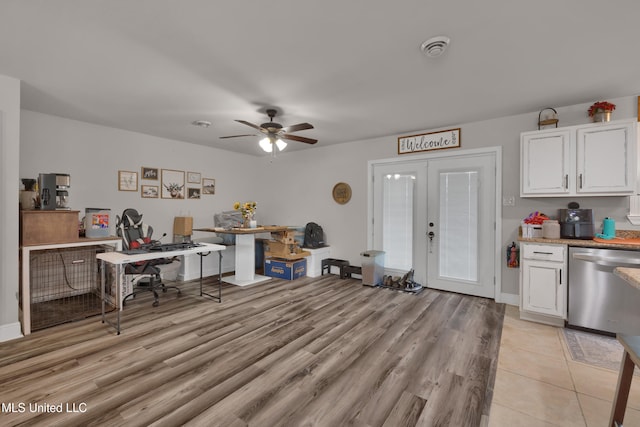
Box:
left=11, top=93, right=639, bottom=336
left=20, top=110, right=261, bottom=239
left=258, top=95, right=639, bottom=298
left=0, top=74, right=21, bottom=342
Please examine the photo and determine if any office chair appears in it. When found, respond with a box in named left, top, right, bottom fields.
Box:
left=116, top=208, right=181, bottom=307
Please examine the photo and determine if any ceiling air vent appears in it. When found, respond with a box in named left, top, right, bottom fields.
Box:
left=420, top=36, right=450, bottom=58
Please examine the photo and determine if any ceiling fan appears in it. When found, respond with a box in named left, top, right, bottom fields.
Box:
left=220, top=109, right=317, bottom=153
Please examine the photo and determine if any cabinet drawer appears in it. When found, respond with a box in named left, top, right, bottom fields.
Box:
left=522, top=244, right=565, bottom=261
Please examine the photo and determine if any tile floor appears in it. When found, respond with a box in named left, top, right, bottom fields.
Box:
left=489, top=305, right=640, bottom=426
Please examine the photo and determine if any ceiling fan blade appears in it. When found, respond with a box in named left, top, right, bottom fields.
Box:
left=219, top=134, right=257, bottom=139
left=282, top=133, right=318, bottom=145
left=235, top=120, right=263, bottom=131
left=281, top=122, right=314, bottom=133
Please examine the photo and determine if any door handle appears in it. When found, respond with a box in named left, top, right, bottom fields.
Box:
left=572, top=253, right=640, bottom=266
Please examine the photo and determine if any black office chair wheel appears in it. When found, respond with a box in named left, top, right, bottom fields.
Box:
left=152, top=300, right=159, bottom=307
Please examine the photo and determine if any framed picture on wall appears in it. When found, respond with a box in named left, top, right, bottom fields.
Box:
left=141, top=185, right=159, bottom=198
left=187, top=188, right=201, bottom=199
left=161, top=169, right=185, bottom=199
left=141, top=167, right=159, bottom=180
left=118, top=171, right=138, bottom=191
left=202, top=178, right=215, bottom=195
left=187, top=171, right=201, bottom=184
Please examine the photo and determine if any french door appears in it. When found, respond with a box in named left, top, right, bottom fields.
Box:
left=426, top=154, right=496, bottom=298
left=370, top=150, right=497, bottom=298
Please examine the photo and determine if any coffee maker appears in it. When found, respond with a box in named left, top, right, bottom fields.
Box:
left=55, top=173, right=71, bottom=209
left=38, top=173, right=71, bottom=210
left=38, top=173, right=57, bottom=210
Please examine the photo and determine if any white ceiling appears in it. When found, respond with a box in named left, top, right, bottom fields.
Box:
left=1, top=1, right=639, bottom=156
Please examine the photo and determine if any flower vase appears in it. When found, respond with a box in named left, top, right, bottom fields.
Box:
left=593, top=109, right=612, bottom=123
left=243, top=216, right=256, bottom=228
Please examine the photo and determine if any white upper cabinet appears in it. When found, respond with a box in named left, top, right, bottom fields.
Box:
left=521, top=119, right=637, bottom=197
left=576, top=121, right=636, bottom=193
left=521, top=129, right=573, bottom=195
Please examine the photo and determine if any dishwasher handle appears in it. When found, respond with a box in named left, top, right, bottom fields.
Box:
left=572, top=253, right=640, bottom=267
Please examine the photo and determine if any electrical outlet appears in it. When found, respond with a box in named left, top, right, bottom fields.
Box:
left=503, top=196, right=515, bottom=206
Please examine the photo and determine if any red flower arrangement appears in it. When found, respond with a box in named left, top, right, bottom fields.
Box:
left=588, top=101, right=616, bottom=117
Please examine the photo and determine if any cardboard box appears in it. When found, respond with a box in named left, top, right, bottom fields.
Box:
left=264, top=258, right=307, bottom=280
left=20, top=210, right=80, bottom=245
left=173, top=216, right=193, bottom=235
left=263, top=240, right=310, bottom=260
left=270, top=229, right=302, bottom=244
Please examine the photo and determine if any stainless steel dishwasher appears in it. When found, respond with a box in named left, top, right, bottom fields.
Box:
left=568, top=246, right=640, bottom=335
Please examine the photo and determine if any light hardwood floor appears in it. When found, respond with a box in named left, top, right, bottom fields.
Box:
left=0, top=275, right=505, bottom=426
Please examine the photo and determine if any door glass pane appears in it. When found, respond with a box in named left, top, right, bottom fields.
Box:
left=383, top=173, right=415, bottom=271
left=439, top=171, right=478, bottom=281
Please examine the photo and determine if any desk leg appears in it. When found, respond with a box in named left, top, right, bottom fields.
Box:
left=116, top=264, right=121, bottom=334
left=198, top=251, right=222, bottom=302
left=224, top=234, right=270, bottom=286
left=101, top=259, right=106, bottom=324
left=609, top=350, right=635, bottom=427
left=235, top=234, right=255, bottom=281
left=101, top=261, right=122, bottom=335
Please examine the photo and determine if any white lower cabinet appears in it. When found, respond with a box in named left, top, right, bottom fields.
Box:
left=519, top=242, right=567, bottom=326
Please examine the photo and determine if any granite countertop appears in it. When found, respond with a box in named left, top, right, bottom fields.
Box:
left=519, top=230, right=640, bottom=251
left=614, top=267, right=640, bottom=291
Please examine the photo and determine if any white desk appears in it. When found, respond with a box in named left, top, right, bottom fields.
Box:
left=96, top=242, right=225, bottom=334
left=195, top=227, right=287, bottom=286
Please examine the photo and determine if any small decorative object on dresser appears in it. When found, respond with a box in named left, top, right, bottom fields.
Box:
left=588, top=100, right=616, bottom=122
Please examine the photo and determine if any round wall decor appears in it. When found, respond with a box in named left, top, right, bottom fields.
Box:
left=332, top=182, right=352, bottom=204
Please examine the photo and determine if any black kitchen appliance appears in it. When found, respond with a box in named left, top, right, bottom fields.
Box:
left=558, top=208, right=594, bottom=239
left=38, top=173, right=57, bottom=210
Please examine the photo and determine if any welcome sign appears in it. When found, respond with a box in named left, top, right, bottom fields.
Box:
left=398, top=128, right=461, bottom=155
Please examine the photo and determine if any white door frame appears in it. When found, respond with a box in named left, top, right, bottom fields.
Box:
left=367, top=146, right=502, bottom=300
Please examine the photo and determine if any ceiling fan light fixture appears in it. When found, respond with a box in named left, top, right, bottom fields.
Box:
left=420, top=36, right=450, bottom=57
left=275, top=139, right=287, bottom=151
left=259, top=137, right=273, bottom=152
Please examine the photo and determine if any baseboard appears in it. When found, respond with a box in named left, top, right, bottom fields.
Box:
left=497, top=292, right=519, bottom=306
left=519, top=310, right=565, bottom=327
left=0, top=321, right=23, bottom=343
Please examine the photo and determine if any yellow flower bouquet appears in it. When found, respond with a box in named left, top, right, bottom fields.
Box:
left=234, top=201, right=257, bottom=220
